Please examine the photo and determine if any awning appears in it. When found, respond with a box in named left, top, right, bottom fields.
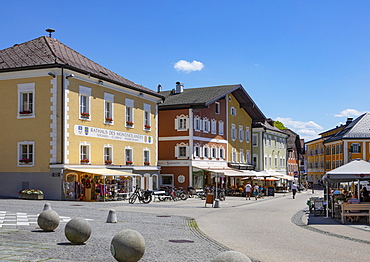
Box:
left=66, top=168, right=133, bottom=177
left=266, top=171, right=295, bottom=181
left=193, top=166, right=247, bottom=177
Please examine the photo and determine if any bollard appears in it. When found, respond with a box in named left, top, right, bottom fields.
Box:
left=214, top=199, right=220, bottom=208
left=107, top=209, right=118, bottom=223
left=37, top=210, right=60, bottom=232
left=110, top=229, right=145, bottom=262
left=43, top=203, right=51, bottom=211
left=65, top=217, right=91, bottom=244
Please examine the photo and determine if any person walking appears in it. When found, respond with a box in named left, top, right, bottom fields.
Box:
left=291, top=182, right=297, bottom=199
left=245, top=183, right=252, bottom=200
left=253, top=183, right=260, bottom=200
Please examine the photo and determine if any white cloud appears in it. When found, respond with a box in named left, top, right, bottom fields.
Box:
left=174, top=60, right=204, bottom=73
left=275, top=117, right=323, bottom=141
left=334, top=109, right=365, bottom=117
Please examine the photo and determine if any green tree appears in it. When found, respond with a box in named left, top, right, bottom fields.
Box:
left=274, top=120, right=287, bottom=130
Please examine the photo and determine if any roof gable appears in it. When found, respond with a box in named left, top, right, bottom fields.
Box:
left=0, top=36, right=163, bottom=98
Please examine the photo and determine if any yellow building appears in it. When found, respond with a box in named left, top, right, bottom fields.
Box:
left=0, top=35, right=163, bottom=200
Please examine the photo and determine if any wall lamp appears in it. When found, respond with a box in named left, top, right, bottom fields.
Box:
left=48, top=72, right=56, bottom=78
left=98, top=80, right=104, bottom=85
left=66, top=74, right=74, bottom=79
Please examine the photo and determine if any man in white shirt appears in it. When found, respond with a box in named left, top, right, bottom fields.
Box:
left=291, top=182, right=297, bottom=199
left=245, top=183, right=252, bottom=200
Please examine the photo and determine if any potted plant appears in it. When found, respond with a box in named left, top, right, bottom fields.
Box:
left=126, top=161, right=133, bottom=165
left=126, top=121, right=134, bottom=126
left=18, top=189, right=44, bottom=200
left=81, top=112, right=90, bottom=118
left=105, top=159, right=112, bottom=165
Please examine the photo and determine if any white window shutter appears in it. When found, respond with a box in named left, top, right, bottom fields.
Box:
left=175, top=146, right=179, bottom=158
left=200, top=119, right=203, bottom=131
left=175, top=118, right=178, bottom=130
left=186, top=146, right=190, bottom=157
left=194, top=118, right=197, bottom=129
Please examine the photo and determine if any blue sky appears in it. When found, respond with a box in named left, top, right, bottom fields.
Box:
left=2, top=1, right=370, bottom=141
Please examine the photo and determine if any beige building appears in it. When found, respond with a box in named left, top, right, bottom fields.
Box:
left=0, top=35, right=163, bottom=200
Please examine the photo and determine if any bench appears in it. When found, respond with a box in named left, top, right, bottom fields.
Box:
left=152, top=191, right=172, bottom=201
left=341, top=203, right=370, bottom=224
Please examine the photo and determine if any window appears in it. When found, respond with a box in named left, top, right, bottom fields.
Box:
left=144, top=103, right=151, bottom=129
left=253, top=155, right=258, bottom=168
left=246, top=151, right=251, bottom=164
left=246, top=128, right=251, bottom=143
left=125, top=148, right=133, bottom=164
left=211, top=119, right=217, bottom=134
left=219, top=147, right=225, bottom=159
left=240, top=150, right=244, bottom=163
left=18, top=141, right=34, bottom=166
left=80, top=143, right=90, bottom=164
left=332, top=145, right=335, bottom=154
left=326, top=146, right=330, bottom=155
left=218, top=121, right=224, bottom=135
left=104, top=93, right=114, bottom=124
left=143, top=149, right=150, bottom=165
left=79, top=86, right=91, bottom=120
left=230, top=107, right=236, bottom=116
left=161, top=174, right=173, bottom=186
left=232, top=148, right=237, bottom=163
left=194, top=145, right=200, bottom=158
left=125, top=98, right=134, bottom=127
left=18, top=83, right=35, bottom=118
left=231, top=124, right=236, bottom=141
left=215, top=102, right=220, bottom=114
left=350, top=143, right=361, bottom=153
left=239, top=126, right=244, bottom=142
left=212, top=147, right=217, bottom=159
left=252, top=134, right=258, bottom=146
left=175, top=115, right=188, bottom=131
left=268, top=136, right=272, bottom=147
left=176, top=143, right=188, bottom=159
left=203, top=117, right=210, bottom=133
left=194, top=116, right=201, bottom=132
left=104, top=146, right=113, bottom=165
left=204, top=146, right=209, bottom=158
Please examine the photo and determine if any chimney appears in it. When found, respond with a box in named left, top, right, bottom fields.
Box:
left=175, top=82, right=184, bottom=94
left=266, top=118, right=275, bottom=127
left=346, top=117, right=353, bottom=125
left=157, top=84, right=162, bottom=93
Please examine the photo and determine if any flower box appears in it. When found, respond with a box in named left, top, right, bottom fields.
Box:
left=105, top=160, right=112, bottom=165
left=19, top=110, right=32, bottom=115
left=105, top=117, right=113, bottom=122
left=144, top=162, right=150, bottom=166
left=144, top=125, right=151, bottom=129
left=19, top=158, right=31, bottom=164
left=18, top=189, right=44, bottom=200
left=81, top=112, right=90, bottom=118
left=126, top=161, right=133, bottom=165
left=80, top=159, right=89, bottom=164
left=126, top=121, right=134, bottom=126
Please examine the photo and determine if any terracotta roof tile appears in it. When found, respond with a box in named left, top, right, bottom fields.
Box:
left=0, top=36, right=163, bottom=98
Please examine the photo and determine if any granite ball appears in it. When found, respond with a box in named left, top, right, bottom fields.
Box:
left=110, top=229, right=145, bottom=262
left=65, top=217, right=92, bottom=244
left=212, top=251, right=252, bottom=262
left=37, top=210, right=60, bottom=232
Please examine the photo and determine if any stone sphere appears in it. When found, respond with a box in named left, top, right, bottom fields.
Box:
left=37, top=210, right=60, bottom=232
left=65, top=217, right=92, bottom=244
left=110, top=229, right=145, bottom=262
left=212, top=251, right=252, bottom=262
left=43, top=203, right=51, bottom=211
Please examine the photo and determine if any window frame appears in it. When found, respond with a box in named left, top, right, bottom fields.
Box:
left=125, top=147, right=133, bottom=164
left=80, top=142, right=90, bottom=164
left=215, top=102, right=220, bottom=114
left=79, top=86, right=91, bottom=120
left=18, top=141, right=34, bottom=166
left=18, top=83, right=35, bottom=119
left=104, top=146, right=113, bottom=165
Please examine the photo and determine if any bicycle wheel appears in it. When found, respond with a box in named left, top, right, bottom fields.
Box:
left=141, top=194, right=152, bottom=204
left=129, top=194, right=138, bottom=204
left=179, top=192, right=188, bottom=200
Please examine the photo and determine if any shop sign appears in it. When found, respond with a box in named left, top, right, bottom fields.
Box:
left=178, top=175, right=185, bottom=183
left=74, top=125, right=153, bottom=144
left=158, top=160, right=190, bottom=166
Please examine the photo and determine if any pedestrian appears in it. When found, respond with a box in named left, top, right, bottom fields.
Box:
left=291, top=182, right=297, bottom=199
left=253, top=183, right=259, bottom=200
left=245, top=183, right=252, bottom=200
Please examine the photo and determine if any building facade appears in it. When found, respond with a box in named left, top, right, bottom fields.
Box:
left=158, top=83, right=265, bottom=189
left=0, top=36, right=164, bottom=200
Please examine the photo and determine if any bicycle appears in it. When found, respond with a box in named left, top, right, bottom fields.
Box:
left=128, top=187, right=152, bottom=204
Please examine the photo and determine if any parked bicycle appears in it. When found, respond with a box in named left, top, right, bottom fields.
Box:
left=128, top=187, right=152, bottom=204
